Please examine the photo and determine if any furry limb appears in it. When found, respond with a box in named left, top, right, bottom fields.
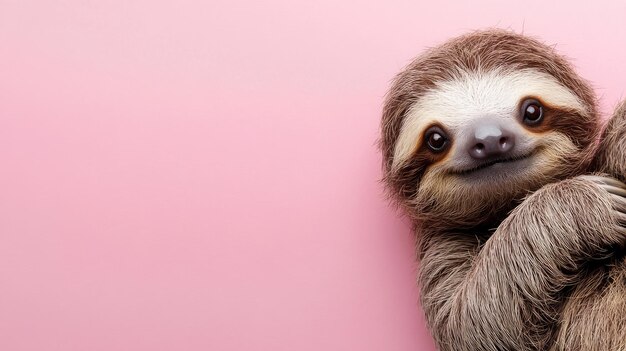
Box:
left=419, top=177, right=625, bottom=351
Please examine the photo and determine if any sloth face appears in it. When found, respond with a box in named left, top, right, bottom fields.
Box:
left=396, top=69, right=585, bottom=184
left=381, top=31, right=600, bottom=225
left=393, top=69, right=591, bottom=223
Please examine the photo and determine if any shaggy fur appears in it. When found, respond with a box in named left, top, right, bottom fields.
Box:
left=381, top=30, right=626, bottom=351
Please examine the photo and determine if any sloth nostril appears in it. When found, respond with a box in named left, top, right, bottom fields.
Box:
left=499, top=137, right=508, bottom=147
left=475, top=143, right=485, bottom=151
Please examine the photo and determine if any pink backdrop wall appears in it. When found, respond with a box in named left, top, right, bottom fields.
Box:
left=1, top=1, right=626, bottom=350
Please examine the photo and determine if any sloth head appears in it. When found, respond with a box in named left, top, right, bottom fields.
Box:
left=381, top=30, right=600, bottom=228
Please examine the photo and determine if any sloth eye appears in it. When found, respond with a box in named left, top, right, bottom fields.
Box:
left=521, top=98, right=544, bottom=125
left=425, top=127, right=448, bottom=153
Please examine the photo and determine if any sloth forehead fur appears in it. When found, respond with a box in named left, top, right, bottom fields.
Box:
left=381, top=30, right=600, bottom=224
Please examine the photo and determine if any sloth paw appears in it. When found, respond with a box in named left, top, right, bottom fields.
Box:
left=578, top=175, right=626, bottom=233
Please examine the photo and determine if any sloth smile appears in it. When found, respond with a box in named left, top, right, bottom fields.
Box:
left=454, top=152, right=535, bottom=176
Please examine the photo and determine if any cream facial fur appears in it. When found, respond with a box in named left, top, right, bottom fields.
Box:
left=392, top=69, right=587, bottom=170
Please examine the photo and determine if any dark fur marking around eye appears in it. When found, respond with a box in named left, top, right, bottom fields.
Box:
left=519, top=97, right=596, bottom=149
left=548, top=107, right=597, bottom=148
left=385, top=123, right=452, bottom=206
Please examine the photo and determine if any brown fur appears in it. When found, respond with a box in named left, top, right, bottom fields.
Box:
left=381, top=30, right=626, bottom=350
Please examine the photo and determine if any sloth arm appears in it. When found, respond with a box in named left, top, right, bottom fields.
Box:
left=419, top=176, right=626, bottom=351
left=592, top=100, right=626, bottom=181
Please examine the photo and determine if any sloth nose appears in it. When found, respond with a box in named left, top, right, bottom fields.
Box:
left=468, top=123, right=515, bottom=160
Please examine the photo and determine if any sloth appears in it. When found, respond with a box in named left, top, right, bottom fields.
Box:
left=380, top=30, right=626, bottom=351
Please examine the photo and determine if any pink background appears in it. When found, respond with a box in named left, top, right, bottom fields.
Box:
left=1, top=1, right=626, bottom=350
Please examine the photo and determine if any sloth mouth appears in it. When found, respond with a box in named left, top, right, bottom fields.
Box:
left=454, top=152, right=535, bottom=175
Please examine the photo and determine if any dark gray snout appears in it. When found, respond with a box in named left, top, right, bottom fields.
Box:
left=467, top=121, right=515, bottom=160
